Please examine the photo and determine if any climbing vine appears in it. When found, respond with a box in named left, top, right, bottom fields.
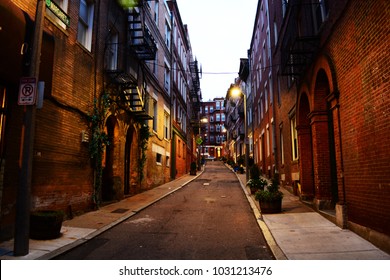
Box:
left=138, top=124, right=151, bottom=184
left=88, top=92, right=110, bottom=208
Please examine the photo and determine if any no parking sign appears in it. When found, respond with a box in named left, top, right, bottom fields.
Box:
left=18, top=77, right=37, bottom=105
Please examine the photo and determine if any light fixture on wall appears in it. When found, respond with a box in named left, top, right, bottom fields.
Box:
left=81, top=130, right=90, bottom=143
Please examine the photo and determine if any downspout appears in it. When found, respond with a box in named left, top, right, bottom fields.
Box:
left=169, top=8, right=175, bottom=180
left=267, top=0, right=278, bottom=177
left=248, top=48, right=255, bottom=166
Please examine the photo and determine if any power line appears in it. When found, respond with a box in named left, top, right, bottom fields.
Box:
left=148, top=60, right=279, bottom=76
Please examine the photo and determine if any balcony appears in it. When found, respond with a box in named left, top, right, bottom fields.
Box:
left=281, top=0, right=322, bottom=77
left=128, top=8, right=157, bottom=60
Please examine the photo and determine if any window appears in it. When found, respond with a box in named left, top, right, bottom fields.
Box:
left=154, top=0, right=159, bottom=23
left=269, top=75, right=273, bottom=104
left=221, top=113, right=225, bottom=122
left=266, top=125, right=270, bottom=156
left=259, top=135, right=263, bottom=161
left=280, top=124, right=285, bottom=165
left=314, top=0, right=329, bottom=32
left=165, top=19, right=171, bottom=47
left=106, top=31, right=118, bottom=70
left=164, top=112, right=170, bottom=139
left=166, top=156, right=170, bottom=167
left=290, top=116, right=299, bottom=161
left=216, top=114, right=220, bottom=122
left=156, top=153, right=162, bottom=165
left=153, top=99, right=158, bottom=132
left=77, top=0, right=94, bottom=51
left=265, top=85, right=268, bottom=111
left=210, top=116, right=214, bottom=122
left=216, top=101, right=220, bottom=110
left=153, top=51, right=158, bottom=75
left=210, top=106, right=214, bottom=113
left=282, top=0, right=289, bottom=17
left=260, top=99, right=264, bottom=120
left=277, top=71, right=282, bottom=106
left=164, top=64, right=170, bottom=93
left=0, top=87, right=7, bottom=161
left=274, top=21, right=278, bottom=45
left=205, top=106, right=208, bottom=113
left=210, top=125, right=214, bottom=132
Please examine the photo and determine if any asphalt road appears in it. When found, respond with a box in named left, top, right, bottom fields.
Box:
left=54, top=161, right=274, bottom=260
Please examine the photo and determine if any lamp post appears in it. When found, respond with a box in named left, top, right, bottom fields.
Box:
left=197, top=117, right=208, bottom=170
left=231, top=87, right=249, bottom=182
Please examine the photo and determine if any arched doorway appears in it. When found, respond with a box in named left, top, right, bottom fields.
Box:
left=310, top=69, right=338, bottom=209
left=297, top=92, right=314, bottom=200
left=102, top=116, right=118, bottom=202
left=124, top=126, right=134, bottom=196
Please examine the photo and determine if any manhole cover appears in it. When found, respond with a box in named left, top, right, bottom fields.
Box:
left=111, top=208, right=129, bottom=214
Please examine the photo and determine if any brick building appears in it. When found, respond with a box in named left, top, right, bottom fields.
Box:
left=0, top=0, right=200, bottom=242
left=245, top=0, right=390, bottom=252
left=200, top=98, right=227, bottom=160
left=168, top=0, right=201, bottom=179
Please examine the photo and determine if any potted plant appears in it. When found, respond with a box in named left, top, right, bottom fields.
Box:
left=190, top=161, right=197, bottom=175
left=30, top=210, right=64, bottom=240
left=246, top=164, right=265, bottom=194
left=255, top=175, right=283, bottom=214
left=247, top=178, right=267, bottom=194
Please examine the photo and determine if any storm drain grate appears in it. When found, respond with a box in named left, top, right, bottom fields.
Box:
left=111, top=208, right=129, bottom=214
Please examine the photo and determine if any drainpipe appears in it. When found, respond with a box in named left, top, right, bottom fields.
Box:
left=266, top=0, right=278, bottom=177
left=169, top=9, right=175, bottom=179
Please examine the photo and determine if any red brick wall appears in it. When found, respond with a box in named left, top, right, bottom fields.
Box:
left=175, top=134, right=188, bottom=178
left=314, top=0, right=390, bottom=234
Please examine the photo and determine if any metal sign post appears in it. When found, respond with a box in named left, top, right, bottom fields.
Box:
left=13, top=0, right=45, bottom=256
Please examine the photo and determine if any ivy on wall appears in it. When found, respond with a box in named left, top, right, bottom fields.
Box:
left=88, top=92, right=110, bottom=208
left=138, top=124, right=151, bottom=184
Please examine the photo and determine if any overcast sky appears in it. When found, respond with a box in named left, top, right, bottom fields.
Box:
left=177, top=0, right=258, bottom=101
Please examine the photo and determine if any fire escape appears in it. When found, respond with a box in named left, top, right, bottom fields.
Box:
left=128, top=3, right=157, bottom=61
left=281, top=0, right=322, bottom=78
left=105, top=1, right=157, bottom=121
left=189, top=59, right=202, bottom=132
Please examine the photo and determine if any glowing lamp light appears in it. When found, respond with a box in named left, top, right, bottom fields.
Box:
left=230, top=87, right=242, bottom=98
left=117, top=0, right=140, bottom=8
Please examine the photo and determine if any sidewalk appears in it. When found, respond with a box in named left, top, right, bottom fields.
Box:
left=1, top=164, right=389, bottom=260
left=235, top=171, right=390, bottom=260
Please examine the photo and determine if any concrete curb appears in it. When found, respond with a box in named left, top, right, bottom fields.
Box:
left=229, top=165, right=287, bottom=260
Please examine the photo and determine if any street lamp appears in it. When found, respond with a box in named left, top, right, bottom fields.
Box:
left=230, top=86, right=249, bottom=182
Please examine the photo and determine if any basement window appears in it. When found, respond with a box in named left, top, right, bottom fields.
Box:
left=156, top=153, right=162, bottom=165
